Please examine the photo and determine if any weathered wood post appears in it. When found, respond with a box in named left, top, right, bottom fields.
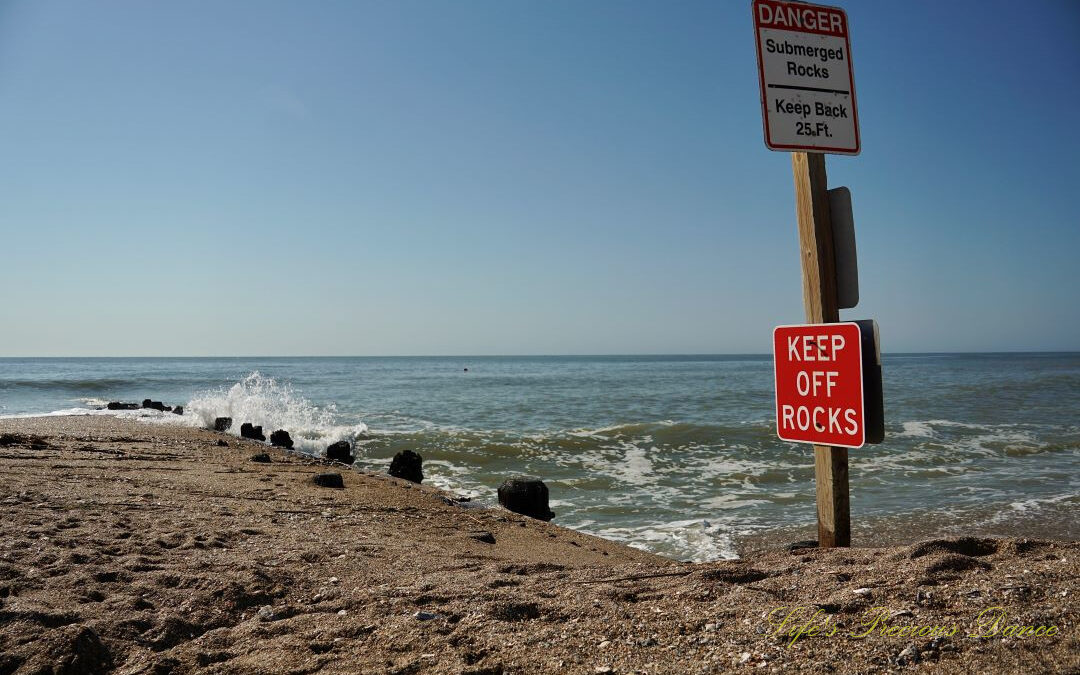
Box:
left=791, top=151, right=850, bottom=548
left=754, top=0, right=862, bottom=548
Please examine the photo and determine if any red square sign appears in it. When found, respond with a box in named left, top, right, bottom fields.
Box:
left=773, top=322, right=864, bottom=448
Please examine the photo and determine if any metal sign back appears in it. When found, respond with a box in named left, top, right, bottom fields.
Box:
left=829, top=186, right=858, bottom=309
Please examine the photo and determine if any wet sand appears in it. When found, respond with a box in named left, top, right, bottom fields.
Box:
left=0, top=416, right=1076, bottom=674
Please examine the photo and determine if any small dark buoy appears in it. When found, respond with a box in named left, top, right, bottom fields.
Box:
left=464, top=367, right=468, bottom=372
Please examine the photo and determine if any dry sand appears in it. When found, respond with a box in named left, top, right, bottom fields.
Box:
left=0, top=416, right=1076, bottom=674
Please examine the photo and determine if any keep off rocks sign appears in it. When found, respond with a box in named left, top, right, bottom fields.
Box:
left=773, top=323, right=864, bottom=448
left=752, top=0, right=860, bottom=154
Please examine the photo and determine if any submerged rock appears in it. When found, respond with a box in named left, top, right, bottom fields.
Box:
left=497, top=477, right=555, bottom=521
left=326, top=441, right=354, bottom=464
left=388, top=450, right=423, bottom=484
left=214, top=417, right=233, bottom=432
left=313, top=473, right=344, bottom=489
left=106, top=401, right=139, bottom=411
left=141, top=399, right=168, bottom=412
left=240, top=423, right=266, bottom=442
left=269, top=429, right=293, bottom=449
left=172, top=406, right=183, bottom=415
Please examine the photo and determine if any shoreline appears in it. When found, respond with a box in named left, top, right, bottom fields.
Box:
left=6, top=406, right=1076, bottom=559
left=0, top=416, right=1076, bottom=673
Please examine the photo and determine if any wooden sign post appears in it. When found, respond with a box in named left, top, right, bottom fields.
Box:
left=791, top=151, right=849, bottom=547
left=753, top=0, right=860, bottom=548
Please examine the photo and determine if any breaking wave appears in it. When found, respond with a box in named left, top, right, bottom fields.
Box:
left=184, top=372, right=368, bottom=456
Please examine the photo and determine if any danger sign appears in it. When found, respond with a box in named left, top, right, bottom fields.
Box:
left=774, top=323, right=864, bottom=448
left=753, top=0, right=860, bottom=154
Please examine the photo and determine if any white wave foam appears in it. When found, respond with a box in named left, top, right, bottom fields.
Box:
left=922, top=419, right=996, bottom=430
left=582, top=518, right=739, bottom=561
left=953, top=429, right=1039, bottom=457
left=183, top=372, right=367, bottom=455
left=702, top=493, right=772, bottom=510
left=566, top=420, right=676, bottom=438
left=0, top=407, right=173, bottom=420
left=1009, top=492, right=1077, bottom=513
left=895, top=419, right=1018, bottom=438
left=897, top=421, right=935, bottom=438
left=607, top=445, right=654, bottom=485
left=76, top=397, right=111, bottom=407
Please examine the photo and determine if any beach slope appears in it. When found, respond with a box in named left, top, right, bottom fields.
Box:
left=0, top=417, right=1076, bottom=674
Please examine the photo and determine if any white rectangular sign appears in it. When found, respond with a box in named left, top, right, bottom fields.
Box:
left=753, top=0, right=860, bottom=155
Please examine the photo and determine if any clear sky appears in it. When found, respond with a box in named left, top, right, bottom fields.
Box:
left=1, top=0, right=1078, bottom=356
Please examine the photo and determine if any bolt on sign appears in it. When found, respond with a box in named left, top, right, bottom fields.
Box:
left=773, top=322, right=880, bottom=448
left=752, top=0, right=860, bottom=154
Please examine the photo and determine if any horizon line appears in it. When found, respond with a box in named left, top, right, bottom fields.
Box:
left=2, top=350, right=1078, bottom=359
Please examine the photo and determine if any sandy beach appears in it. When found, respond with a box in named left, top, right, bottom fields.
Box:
left=0, top=416, right=1076, bottom=674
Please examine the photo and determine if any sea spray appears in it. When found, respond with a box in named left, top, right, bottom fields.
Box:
left=185, top=372, right=368, bottom=455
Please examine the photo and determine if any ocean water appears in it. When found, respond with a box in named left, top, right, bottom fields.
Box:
left=1, top=354, right=1078, bottom=561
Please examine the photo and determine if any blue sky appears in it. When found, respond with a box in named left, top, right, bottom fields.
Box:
left=1, top=0, right=1078, bottom=356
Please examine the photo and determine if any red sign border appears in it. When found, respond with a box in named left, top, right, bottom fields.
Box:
left=773, top=322, right=865, bottom=449
left=752, top=0, right=861, bottom=156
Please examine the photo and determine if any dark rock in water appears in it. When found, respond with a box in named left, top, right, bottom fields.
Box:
left=107, top=401, right=139, bottom=411
left=497, top=477, right=555, bottom=521
left=240, top=423, right=266, bottom=442
left=216, top=440, right=229, bottom=447
left=388, top=450, right=423, bottom=484
left=214, top=417, right=233, bottom=432
left=313, top=472, right=344, bottom=489
left=141, top=399, right=168, bottom=412
left=326, top=440, right=354, bottom=464
left=171, top=406, right=183, bottom=415
left=250, top=453, right=271, bottom=463
left=269, top=429, right=293, bottom=449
